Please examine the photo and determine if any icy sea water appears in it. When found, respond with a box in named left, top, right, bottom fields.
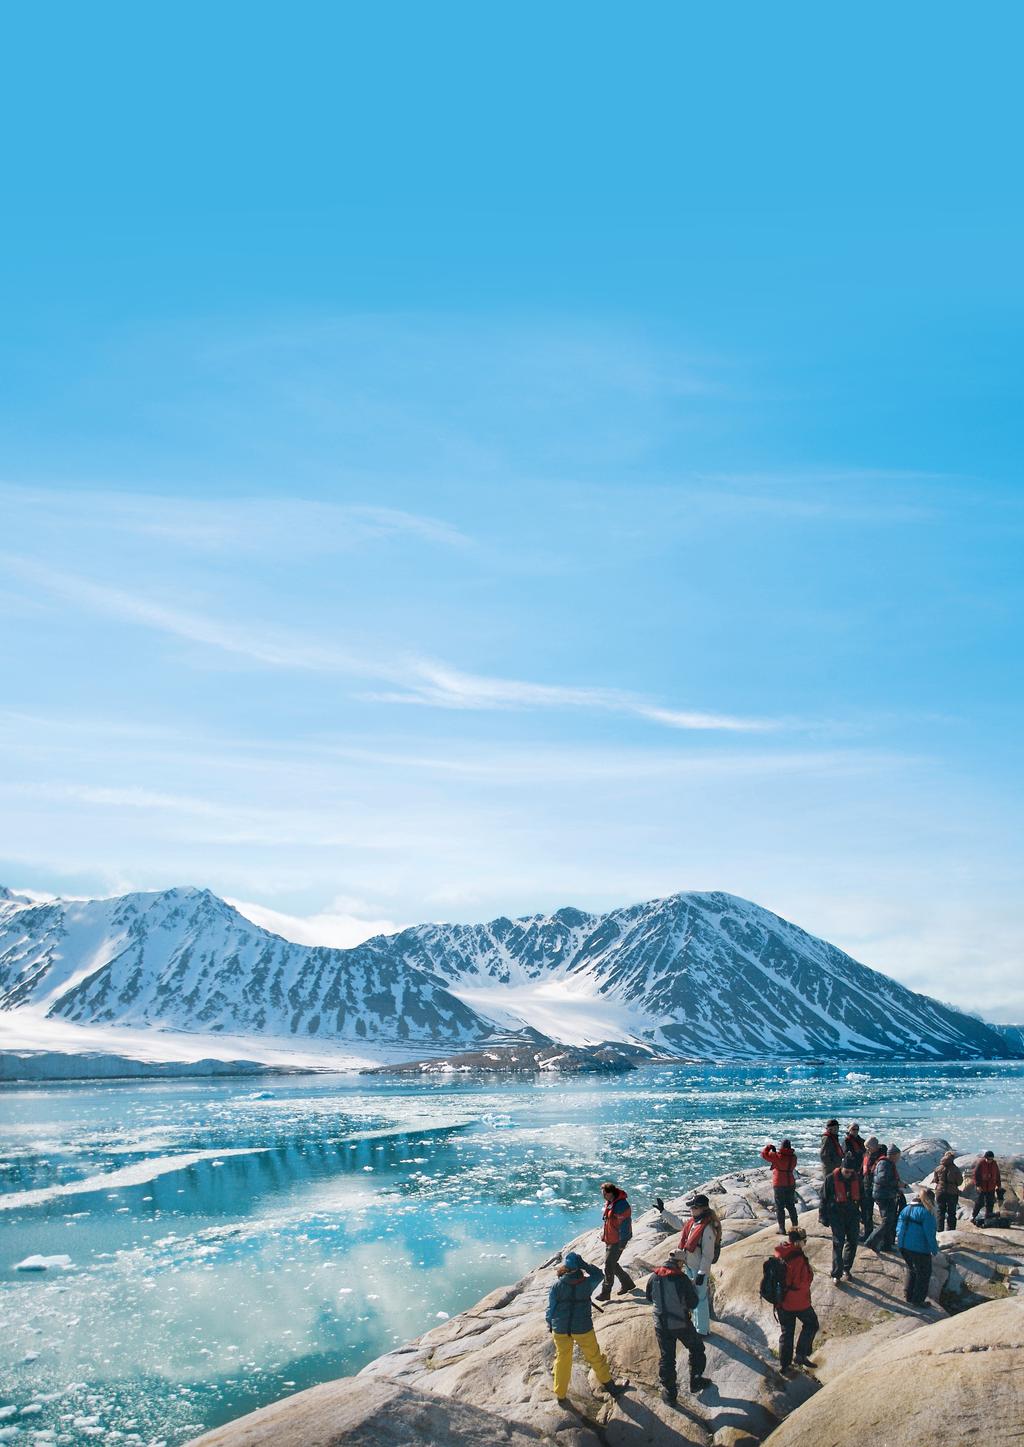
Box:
left=1, top=1061, right=1021, bottom=1446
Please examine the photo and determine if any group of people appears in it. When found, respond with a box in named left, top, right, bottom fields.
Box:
left=545, top=1135, right=1006, bottom=1405
left=546, top=1180, right=715, bottom=1405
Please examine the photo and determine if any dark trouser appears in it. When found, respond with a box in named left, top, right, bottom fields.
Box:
left=655, top=1321, right=706, bottom=1395
left=778, top=1306, right=819, bottom=1369
left=774, top=1185, right=798, bottom=1233
left=936, top=1192, right=958, bottom=1231
left=865, top=1197, right=897, bottom=1252
left=901, top=1248, right=932, bottom=1304
left=972, top=1190, right=996, bottom=1221
left=830, top=1208, right=859, bottom=1277
left=601, top=1242, right=634, bottom=1296
left=860, top=1182, right=874, bottom=1233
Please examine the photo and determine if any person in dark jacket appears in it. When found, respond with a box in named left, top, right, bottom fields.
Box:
left=864, top=1145, right=902, bottom=1253
left=819, top=1120, right=844, bottom=1174
left=971, top=1152, right=1002, bottom=1224
left=895, top=1188, right=939, bottom=1307
left=546, top=1252, right=627, bottom=1402
left=774, top=1227, right=819, bottom=1372
left=932, top=1151, right=963, bottom=1231
left=820, top=1154, right=862, bottom=1282
left=860, top=1136, right=883, bottom=1236
left=761, top=1139, right=799, bottom=1234
left=844, top=1124, right=866, bottom=1167
left=645, top=1248, right=711, bottom=1402
left=597, top=1182, right=636, bottom=1300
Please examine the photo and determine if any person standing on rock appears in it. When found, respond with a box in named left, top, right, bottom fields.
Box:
left=861, top=1136, right=884, bottom=1237
left=820, top=1154, right=862, bottom=1283
left=597, top=1181, right=637, bottom=1300
left=865, top=1145, right=902, bottom=1254
left=761, top=1139, right=799, bottom=1234
left=820, top=1120, right=844, bottom=1174
left=971, top=1152, right=1002, bottom=1224
left=546, top=1251, right=628, bottom=1403
left=932, top=1151, right=964, bottom=1231
left=653, top=1193, right=720, bottom=1335
left=773, top=1227, right=819, bottom=1373
left=896, top=1187, right=939, bottom=1307
left=645, top=1247, right=712, bottom=1403
left=844, top=1123, right=866, bottom=1170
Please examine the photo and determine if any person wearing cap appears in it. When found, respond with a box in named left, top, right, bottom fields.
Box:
left=971, top=1151, right=1002, bottom=1224
left=819, top=1120, right=844, bottom=1174
left=865, top=1145, right=902, bottom=1254
left=545, top=1252, right=628, bottom=1403
left=655, top=1193, right=719, bottom=1335
left=819, top=1153, right=862, bottom=1283
left=860, top=1135, right=883, bottom=1237
left=932, top=1150, right=963, bottom=1231
left=645, top=1247, right=711, bottom=1403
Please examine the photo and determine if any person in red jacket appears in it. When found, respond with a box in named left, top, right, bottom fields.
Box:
left=971, top=1152, right=1002, bottom=1224
left=761, top=1139, right=799, bottom=1234
left=597, top=1181, right=637, bottom=1300
left=774, top=1227, right=818, bottom=1372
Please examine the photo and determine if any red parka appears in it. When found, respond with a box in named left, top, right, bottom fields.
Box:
left=774, top=1240, right=813, bottom=1311
left=761, top=1144, right=797, bottom=1188
left=974, top=1157, right=1001, bottom=1192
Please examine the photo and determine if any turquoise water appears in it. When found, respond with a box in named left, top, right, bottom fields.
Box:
left=1, top=1061, right=1021, bottom=1445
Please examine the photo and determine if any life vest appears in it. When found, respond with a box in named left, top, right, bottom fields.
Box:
left=679, top=1212, right=721, bottom=1262
left=864, top=1147, right=885, bottom=1178
left=831, top=1168, right=861, bottom=1205
left=844, top=1133, right=866, bottom=1159
left=602, top=1189, right=632, bottom=1244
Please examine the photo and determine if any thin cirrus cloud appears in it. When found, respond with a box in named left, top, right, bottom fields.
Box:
left=0, top=485, right=472, bottom=553
left=1, top=554, right=775, bottom=733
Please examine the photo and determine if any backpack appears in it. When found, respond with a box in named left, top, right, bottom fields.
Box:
left=760, top=1257, right=788, bottom=1310
left=710, top=1216, right=722, bottom=1263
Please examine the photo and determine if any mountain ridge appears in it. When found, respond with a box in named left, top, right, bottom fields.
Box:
left=0, top=883, right=1018, bottom=1060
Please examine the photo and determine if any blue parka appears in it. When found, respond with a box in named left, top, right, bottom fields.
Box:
left=546, top=1261, right=603, bottom=1334
left=896, top=1202, right=939, bottom=1255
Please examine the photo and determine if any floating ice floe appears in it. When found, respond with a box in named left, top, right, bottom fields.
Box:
left=434, top=1310, right=450, bottom=1319
left=14, top=1256, right=73, bottom=1272
left=845, top=1072, right=870, bottom=1082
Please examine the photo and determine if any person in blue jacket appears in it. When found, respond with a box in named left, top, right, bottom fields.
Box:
left=545, top=1251, right=628, bottom=1403
left=895, top=1187, right=939, bottom=1307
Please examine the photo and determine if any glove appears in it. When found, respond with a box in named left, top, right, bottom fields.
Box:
left=694, top=1273, right=705, bottom=1287
left=654, top=1196, right=665, bottom=1212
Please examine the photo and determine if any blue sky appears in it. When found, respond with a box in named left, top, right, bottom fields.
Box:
left=1, top=5, right=1022, bottom=1019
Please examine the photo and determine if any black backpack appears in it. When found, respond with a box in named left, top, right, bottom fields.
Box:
left=759, top=1257, right=788, bottom=1311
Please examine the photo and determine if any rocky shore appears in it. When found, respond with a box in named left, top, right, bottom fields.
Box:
left=191, top=1141, right=1023, bottom=1447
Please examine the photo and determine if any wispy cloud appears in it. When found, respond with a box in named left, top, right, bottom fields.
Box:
left=1, top=555, right=777, bottom=733
left=0, top=485, right=471, bottom=554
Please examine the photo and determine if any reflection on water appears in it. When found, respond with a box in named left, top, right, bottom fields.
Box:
left=1, top=1061, right=1022, bottom=1444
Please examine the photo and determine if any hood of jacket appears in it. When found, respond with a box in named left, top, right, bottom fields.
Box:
left=774, top=1240, right=805, bottom=1263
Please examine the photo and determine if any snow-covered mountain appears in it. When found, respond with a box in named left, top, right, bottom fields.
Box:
left=0, top=884, right=1017, bottom=1060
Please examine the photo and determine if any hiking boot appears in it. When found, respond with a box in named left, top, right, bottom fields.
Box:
left=604, top=1380, right=628, bottom=1399
left=617, top=1277, right=637, bottom=1294
left=689, top=1376, right=711, bottom=1393
left=596, top=1289, right=612, bottom=1302
left=794, top=1355, right=817, bottom=1368
left=844, top=1270, right=853, bottom=1280
left=660, top=1386, right=677, bottom=1405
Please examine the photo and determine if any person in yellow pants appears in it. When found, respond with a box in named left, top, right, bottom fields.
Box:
left=546, top=1251, right=628, bottom=1403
